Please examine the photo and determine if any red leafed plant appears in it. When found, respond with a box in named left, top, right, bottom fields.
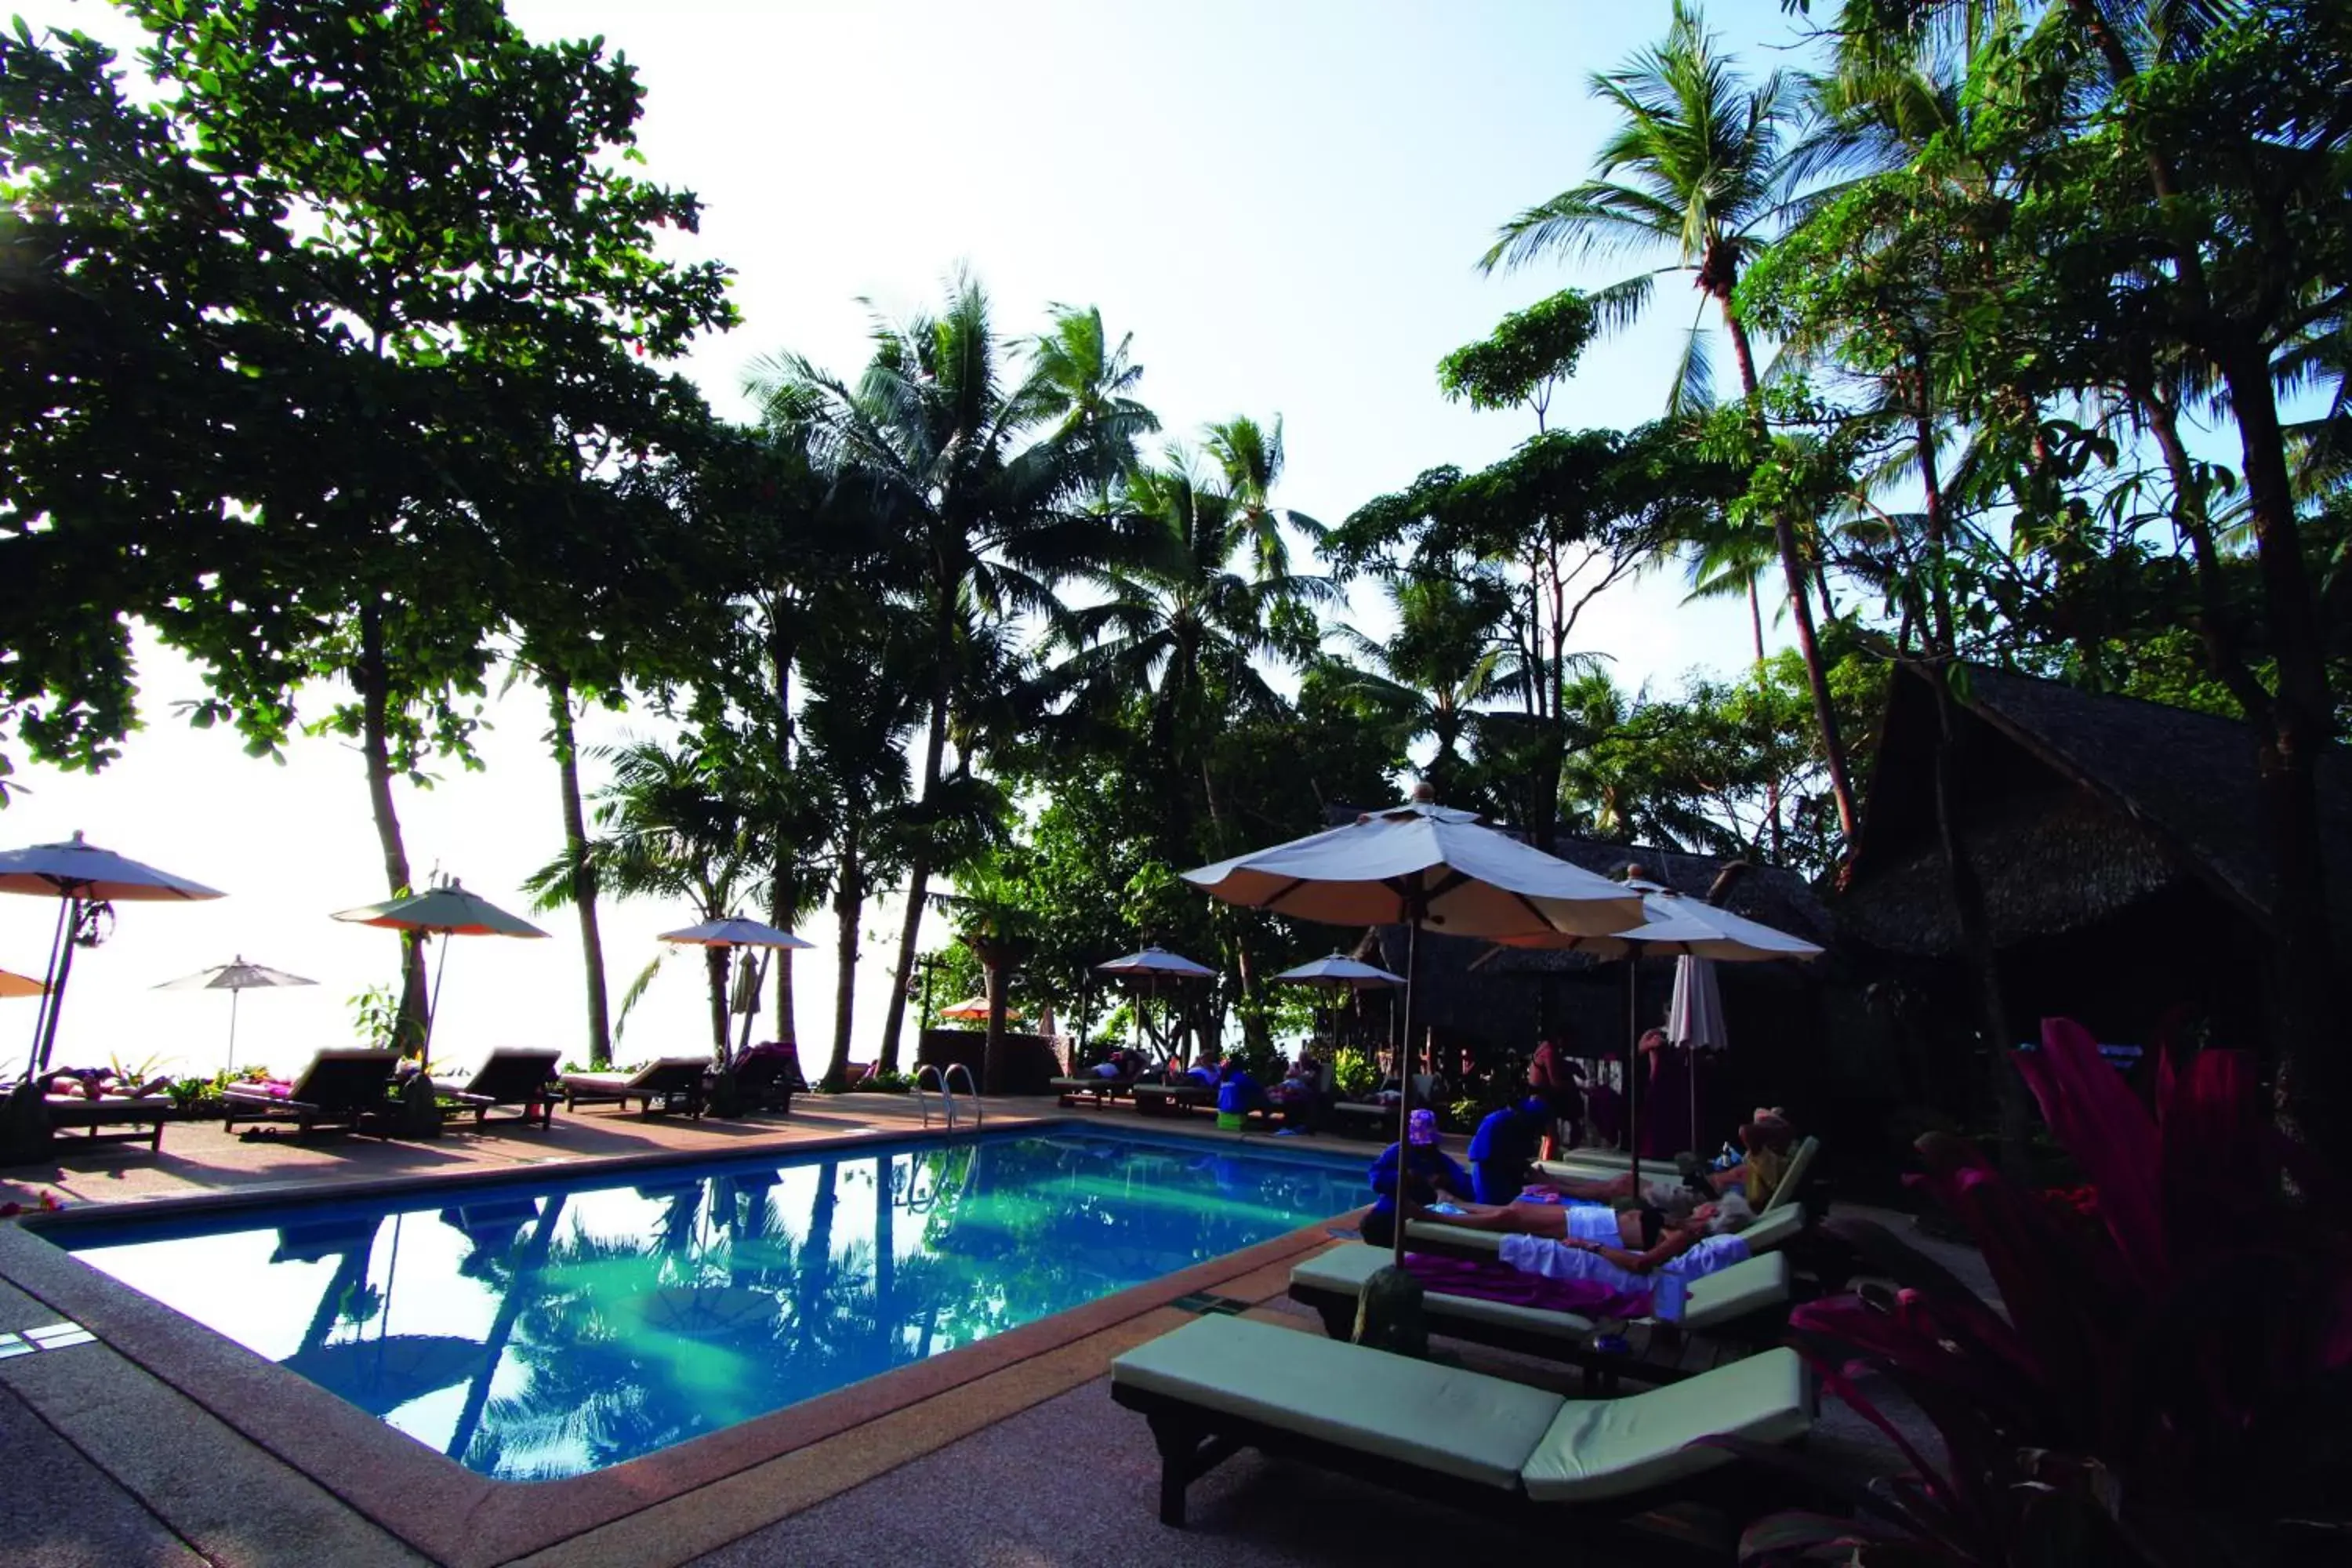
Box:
left=1731, top=1017, right=2352, bottom=1566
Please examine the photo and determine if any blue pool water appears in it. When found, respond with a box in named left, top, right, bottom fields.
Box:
left=60, top=1129, right=1364, bottom=1479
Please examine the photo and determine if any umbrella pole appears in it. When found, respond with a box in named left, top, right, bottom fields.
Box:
left=1626, top=956, right=1640, bottom=1190
left=34, top=897, right=84, bottom=1076
left=1392, top=920, right=1421, bottom=1269
left=25, top=895, right=71, bottom=1076
left=227, top=988, right=242, bottom=1076
left=422, top=935, right=450, bottom=1060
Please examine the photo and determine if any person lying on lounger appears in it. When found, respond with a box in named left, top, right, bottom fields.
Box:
left=1432, top=1190, right=1755, bottom=1269
left=1550, top=1120, right=1796, bottom=1210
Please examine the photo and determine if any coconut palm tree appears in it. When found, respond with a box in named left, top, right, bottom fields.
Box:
left=1479, top=1, right=1860, bottom=840
left=746, top=277, right=1143, bottom=1073
left=527, top=735, right=775, bottom=1062
left=1322, top=573, right=1514, bottom=800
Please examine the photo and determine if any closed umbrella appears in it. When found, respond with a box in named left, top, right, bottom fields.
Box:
left=334, top=880, right=550, bottom=1056
left=1668, top=956, right=1729, bottom=1149
left=154, top=956, right=318, bottom=1074
left=1185, top=793, right=1643, bottom=1265
left=0, top=831, right=226, bottom=1075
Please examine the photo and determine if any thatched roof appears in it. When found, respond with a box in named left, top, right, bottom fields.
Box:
left=1842, top=664, right=2352, bottom=956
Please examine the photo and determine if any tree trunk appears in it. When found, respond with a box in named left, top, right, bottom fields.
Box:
left=768, top=622, right=799, bottom=1052
left=357, top=603, right=429, bottom=1054
left=981, top=944, right=1011, bottom=1097
left=2216, top=347, right=2344, bottom=1156
left=876, top=597, right=956, bottom=1073
left=705, top=944, right=731, bottom=1064
left=1720, top=304, right=1860, bottom=844
left=546, top=676, right=612, bottom=1069
left=826, top=833, right=861, bottom=1092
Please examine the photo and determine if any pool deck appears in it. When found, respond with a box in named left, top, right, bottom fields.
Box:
left=0, top=1097, right=1959, bottom=1565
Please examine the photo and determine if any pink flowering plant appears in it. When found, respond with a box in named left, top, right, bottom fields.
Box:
left=1730, top=1018, right=2352, bottom=1566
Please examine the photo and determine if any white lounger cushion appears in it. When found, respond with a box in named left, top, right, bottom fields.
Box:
left=1292, top=1245, right=1788, bottom=1336
left=1112, top=1316, right=1811, bottom=1503
left=1112, top=1315, right=1564, bottom=1490
left=1519, top=1345, right=1811, bottom=1502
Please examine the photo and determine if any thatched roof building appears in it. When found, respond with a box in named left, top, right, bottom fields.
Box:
left=1839, top=663, right=2352, bottom=1063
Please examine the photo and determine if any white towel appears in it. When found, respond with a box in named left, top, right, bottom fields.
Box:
left=1499, top=1232, right=1751, bottom=1295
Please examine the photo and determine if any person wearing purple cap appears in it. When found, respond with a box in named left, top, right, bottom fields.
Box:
left=1362, top=1107, right=1470, bottom=1248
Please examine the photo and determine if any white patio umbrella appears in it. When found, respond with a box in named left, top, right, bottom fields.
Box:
left=0, top=831, right=227, bottom=1075
left=334, top=880, right=550, bottom=1056
left=1271, top=953, right=1405, bottom=1053
left=1668, top=956, right=1728, bottom=1149
left=1095, top=947, right=1214, bottom=1061
left=154, top=956, right=318, bottom=1074
left=659, top=917, right=814, bottom=1062
left=1185, top=793, right=1644, bottom=1265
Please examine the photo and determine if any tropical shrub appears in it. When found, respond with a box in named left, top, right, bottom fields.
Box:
left=1331, top=1047, right=1379, bottom=1098
left=1737, top=1018, right=2352, bottom=1566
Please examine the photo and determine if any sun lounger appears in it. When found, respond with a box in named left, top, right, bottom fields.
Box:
left=1130, top=1080, right=1217, bottom=1116
left=1536, top=1134, right=1822, bottom=1214
left=1051, top=1070, right=1145, bottom=1107
left=40, top=1094, right=173, bottom=1152
left=560, top=1058, right=709, bottom=1119
left=1329, top=1074, right=1438, bottom=1138
left=1401, top=1199, right=1808, bottom=1262
left=1110, top=1315, right=1813, bottom=1532
left=1287, top=1243, right=1791, bottom=1387
left=444, top=1049, right=562, bottom=1130
left=222, top=1049, right=401, bottom=1137
left=730, top=1051, right=797, bottom=1113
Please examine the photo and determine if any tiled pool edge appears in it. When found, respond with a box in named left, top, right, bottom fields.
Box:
left=0, top=1116, right=1365, bottom=1568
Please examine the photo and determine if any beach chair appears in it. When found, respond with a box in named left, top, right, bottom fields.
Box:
left=1287, top=1244, right=1791, bottom=1388
left=39, top=1094, right=174, bottom=1152
left=1401, top=1198, right=1809, bottom=1264
left=445, top=1049, right=562, bottom=1130
left=1130, top=1076, right=1218, bottom=1116
left=559, top=1058, right=709, bottom=1119
left=221, top=1049, right=401, bottom=1137
left=1330, top=1074, right=1437, bottom=1138
left=1536, top=1134, right=1822, bottom=1214
left=731, top=1050, right=797, bottom=1113
left=1051, top=1062, right=1148, bottom=1108
left=1110, top=1315, right=1813, bottom=1534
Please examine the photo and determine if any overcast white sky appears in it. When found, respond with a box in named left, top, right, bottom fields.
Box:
left=5, top=1, right=1822, bottom=1080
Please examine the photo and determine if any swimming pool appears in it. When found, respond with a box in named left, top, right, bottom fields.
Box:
left=60, top=1128, right=1364, bottom=1480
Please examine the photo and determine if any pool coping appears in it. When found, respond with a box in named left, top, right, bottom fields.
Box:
left=0, top=1113, right=1365, bottom=1568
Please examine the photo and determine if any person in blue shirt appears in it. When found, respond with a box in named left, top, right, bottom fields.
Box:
left=1215, top=1059, right=1261, bottom=1115
left=1362, top=1108, right=1471, bottom=1247
left=1466, top=1096, right=1552, bottom=1205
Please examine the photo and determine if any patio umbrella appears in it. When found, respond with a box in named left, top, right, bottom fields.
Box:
left=0, top=968, right=48, bottom=1000
left=0, top=831, right=226, bottom=1076
left=1270, top=953, right=1404, bottom=1052
left=154, top=956, right=317, bottom=1074
left=1496, top=885, right=1821, bottom=1181
left=1668, top=956, right=1728, bottom=1150
left=1094, top=947, right=1214, bottom=1061
left=938, top=994, right=1021, bottom=1024
left=1185, top=793, right=1644, bottom=1265
left=333, top=880, right=550, bottom=1056
left=659, top=916, right=813, bottom=1061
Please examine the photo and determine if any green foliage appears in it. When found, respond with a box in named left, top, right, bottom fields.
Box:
left=1436, top=290, right=1599, bottom=422
left=348, top=984, right=401, bottom=1051
left=1331, top=1047, right=1380, bottom=1098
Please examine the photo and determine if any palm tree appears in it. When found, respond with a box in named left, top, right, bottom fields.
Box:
left=746, top=277, right=1141, bottom=1073
left=528, top=736, right=775, bottom=1062
left=1479, top=1, right=1860, bottom=840
left=1323, top=573, right=1512, bottom=800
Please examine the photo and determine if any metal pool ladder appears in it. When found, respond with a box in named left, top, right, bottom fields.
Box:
left=913, top=1062, right=983, bottom=1131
